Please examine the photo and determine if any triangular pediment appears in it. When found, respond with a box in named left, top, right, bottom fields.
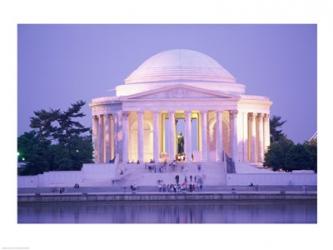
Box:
left=124, top=84, right=234, bottom=100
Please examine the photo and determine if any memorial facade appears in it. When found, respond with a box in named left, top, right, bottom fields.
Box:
left=90, top=49, right=272, bottom=165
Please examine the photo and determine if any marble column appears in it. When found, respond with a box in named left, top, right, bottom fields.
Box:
left=230, top=110, right=239, bottom=162
left=153, top=111, right=160, bottom=162
left=110, top=114, right=115, bottom=160
left=185, top=111, right=192, bottom=162
left=98, top=114, right=104, bottom=163
left=116, top=111, right=123, bottom=163
left=161, top=113, right=165, bottom=153
left=122, top=112, right=129, bottom=163
left=92, top=115, right=99, bottom=163
left=113, top=112, right=119, bottom=162
left=104, top=114, right=111, bottom=163
left=258, top=113, right=264, bottom=162
left=216, top=111, right=224, bottom=162
left=137, top=111, right=144, bottom=163
left=197, top=112, right=202, bottom=152
left=168, top=111, right=176, bottom=161
left=243, top=112, right=249, bottom=162
left=201, top=111, right=208, bottom=161
left=264, top=113, right=270, bottom=152
left=250, top=112, right=257, bottom=163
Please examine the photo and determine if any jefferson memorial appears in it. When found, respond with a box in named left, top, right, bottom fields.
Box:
left=90, top=49, right=271, bottom=168
left=18, top=49, right=317, bottom=188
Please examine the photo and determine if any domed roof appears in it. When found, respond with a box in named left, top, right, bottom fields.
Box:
left=125, top=49, right=236, bottom=84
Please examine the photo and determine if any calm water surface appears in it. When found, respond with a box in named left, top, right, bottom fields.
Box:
left=18, top=200, right=316, bottom=223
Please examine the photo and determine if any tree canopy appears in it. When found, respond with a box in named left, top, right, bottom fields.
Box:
left=264, top=138, right=294, bottom=171
left=18, top=100, right=93, bottom=175
left=270, top=115, right=287, bottom=143
left=264, top=115, right=317, bottom=172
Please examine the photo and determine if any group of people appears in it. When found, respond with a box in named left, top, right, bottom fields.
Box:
left=146, top=160, right=168, bottom=173
left=157, top=183, right=202, bottom=193
left=145, top=160, right=203, bottom=174
left=157, top=174, right=203, bottom=193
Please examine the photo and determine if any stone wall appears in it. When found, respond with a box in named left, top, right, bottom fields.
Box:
left=226, top=173, right=317, bottom=186
left=18, top=176, right=39, bottom=188
left=18, top=164, right=317, bottom=188
left=18, top=164, right=117, bottom=188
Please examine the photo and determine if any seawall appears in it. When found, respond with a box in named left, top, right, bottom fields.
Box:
left=18, top=191, right=317, bottom=203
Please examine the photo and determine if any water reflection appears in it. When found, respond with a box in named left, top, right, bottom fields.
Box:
left=18, top=200, right=316, bottom=223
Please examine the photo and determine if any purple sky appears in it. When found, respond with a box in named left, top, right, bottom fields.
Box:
left=18, top=24, right=317, bottom=143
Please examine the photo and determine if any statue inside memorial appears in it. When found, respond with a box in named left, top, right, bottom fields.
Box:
left=176, top=133, right=185, bottom=161
left=177, top=132, right=184, bottom=154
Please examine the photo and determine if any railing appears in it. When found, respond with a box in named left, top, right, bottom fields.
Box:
left=225, top=154, right=236, bottom=173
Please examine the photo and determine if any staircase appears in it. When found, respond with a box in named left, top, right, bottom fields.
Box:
left=116, top=161, right=227, bottom=186
left=234, top=162, right=274, bottom=173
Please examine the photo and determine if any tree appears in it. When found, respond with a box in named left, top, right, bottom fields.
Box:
left=50, top=135, right=93, bottom=171
left=284, top=144, right=312, bottom=171
left=18, top=131, right=53, bottom=175
left=304, top=141, right=317, bottom=173
left=270, top=115, right=287, bottom=143
left=18, top=131, right=38, bottom=162
left=18, top=100, right=93, bottom=175
left=264, top=139, right=317, bottom=172
left=30, top=109, right=60, bottom=142
left=264, top=138, right=294, bottom=171
left=54, top=100, right=90, bottom=145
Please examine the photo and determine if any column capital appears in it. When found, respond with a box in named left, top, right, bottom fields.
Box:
left=121, top=111, right=129, bottom=118
left=216, top=110, right=224, bottom=116
left=110, top=112, right=117, bottom=118
left=229, top=110, right=238, bottom=117
left=257, top=113, right=264, bottom=118
left=185, top=111, right=192, bottom=121
left=137, top=110, right=144, bottom=115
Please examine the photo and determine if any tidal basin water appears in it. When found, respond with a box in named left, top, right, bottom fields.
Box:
left=18, top=200, right=316, bottom=223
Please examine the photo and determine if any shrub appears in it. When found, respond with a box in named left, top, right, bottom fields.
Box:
left=284, top=144, right=312, bottom=171
left=264, top=138, right=294, bottom=171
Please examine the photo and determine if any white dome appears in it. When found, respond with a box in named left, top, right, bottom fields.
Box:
left=125, top=49, right=236, bottom=84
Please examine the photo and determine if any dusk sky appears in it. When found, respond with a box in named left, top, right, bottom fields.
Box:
left=18, top=24, right=317, bottom=143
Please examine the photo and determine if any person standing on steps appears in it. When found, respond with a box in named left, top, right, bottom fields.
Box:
left=175, top=175, right=179, bottom=185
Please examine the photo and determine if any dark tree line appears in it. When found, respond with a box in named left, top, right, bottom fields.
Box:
left=264, top=116, right=317, bottom=172
left=18, top=100, right=93, bottom=175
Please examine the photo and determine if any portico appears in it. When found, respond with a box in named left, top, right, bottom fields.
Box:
left=90, top=49, right=272, bottom=166
left=91, top=109, right=270, bottom=164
